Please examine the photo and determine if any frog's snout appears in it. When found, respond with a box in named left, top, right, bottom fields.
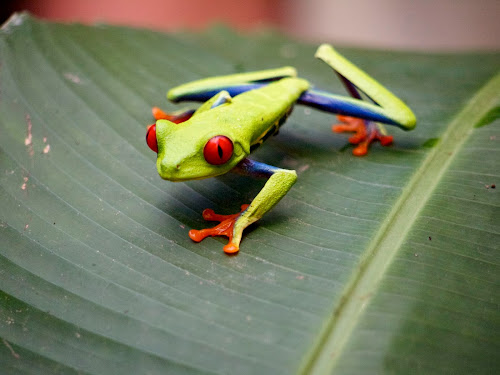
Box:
left=158, top=160, right=181, bottom=181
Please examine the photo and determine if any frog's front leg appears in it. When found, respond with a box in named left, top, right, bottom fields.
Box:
left=189, top=159, right=297, bottom=254
left=152, top=107, right=195, bottom=123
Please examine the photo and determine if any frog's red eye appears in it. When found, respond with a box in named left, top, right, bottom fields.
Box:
left=146, top=124, right=158, bottom=153
left=204, top=136, right=233, bottom=165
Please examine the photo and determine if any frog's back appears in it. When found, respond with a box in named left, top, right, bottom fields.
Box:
left=178, top=77, right=309, bottom=155
left=227, top=77, right=309, bottom=149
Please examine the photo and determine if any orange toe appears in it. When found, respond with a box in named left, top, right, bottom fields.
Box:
left=223, top=243, right=240, bottom=254
left=152, top=106, right=169, bottom=120
left=352, top=143, right=369, bottom=156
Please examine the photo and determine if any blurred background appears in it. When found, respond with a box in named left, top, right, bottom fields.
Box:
left=2, top=0, right=500, bottom=51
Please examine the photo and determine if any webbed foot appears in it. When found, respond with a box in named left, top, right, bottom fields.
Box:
left=333, top=115, right=393, bottom=156
left=152, top=107, right=195, bottom=123
left=189, top=204, right=250, bottom=254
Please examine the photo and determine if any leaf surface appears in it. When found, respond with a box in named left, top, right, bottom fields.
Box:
left=0, top=13, right=499, bottom=375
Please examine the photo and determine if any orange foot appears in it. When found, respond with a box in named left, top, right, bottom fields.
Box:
left=332, top=115, right=393, bottom=156
left=189, top=204, right=249, bottom=254
left=152, top=107, right=195, bottom=123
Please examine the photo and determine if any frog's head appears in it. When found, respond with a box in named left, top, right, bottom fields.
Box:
left=146, top=119, right=246, bottom=181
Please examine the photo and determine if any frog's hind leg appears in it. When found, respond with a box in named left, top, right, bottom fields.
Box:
left=153, top=67, right=298, bottom=124
left=299, top=44, right=416, bottom=155
left=167, top=66, right=297, bottom=103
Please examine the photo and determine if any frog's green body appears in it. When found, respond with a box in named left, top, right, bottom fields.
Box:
left=156, top=77, right=309, bottom=181
left=147, top=44, right=416, bottom=254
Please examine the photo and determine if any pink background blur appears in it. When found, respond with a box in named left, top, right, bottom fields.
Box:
left=3, top=0, right=500, bottom=51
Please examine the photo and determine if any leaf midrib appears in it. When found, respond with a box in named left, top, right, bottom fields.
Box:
left=301, top=72, right=500, bottom=374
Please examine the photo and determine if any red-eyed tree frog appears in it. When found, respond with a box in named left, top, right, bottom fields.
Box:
left=146, top=44, right=416, bottom=254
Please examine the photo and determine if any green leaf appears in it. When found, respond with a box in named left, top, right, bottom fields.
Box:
left=1, top=13, right=499, bottom=375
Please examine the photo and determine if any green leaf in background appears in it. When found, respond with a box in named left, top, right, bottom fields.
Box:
left=0, top=13, right=499, bottom=375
